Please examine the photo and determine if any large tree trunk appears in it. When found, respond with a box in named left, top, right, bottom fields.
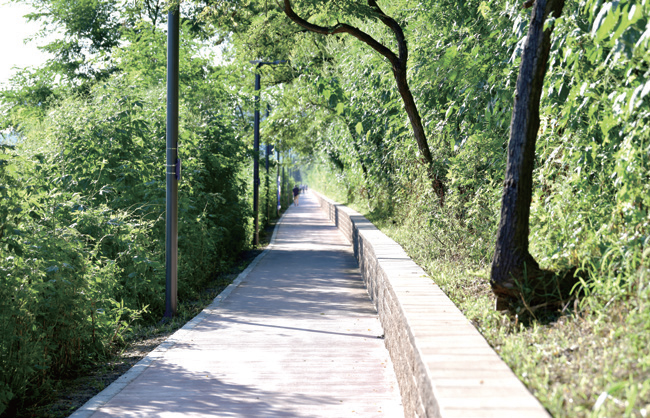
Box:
left=490, top=0, right=565, bottom=305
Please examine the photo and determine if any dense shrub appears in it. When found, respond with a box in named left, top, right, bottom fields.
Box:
left=301, top=0, right=649, bottom=301
left=0, top=46, right=252, bottom=416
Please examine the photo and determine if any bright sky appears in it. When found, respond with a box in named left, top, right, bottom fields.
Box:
left=0, top=3, right=228, bottom=89
left=0, top=2, right=52, bottom=87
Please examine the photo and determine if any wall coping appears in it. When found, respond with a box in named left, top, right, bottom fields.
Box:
left=312, top=191, right=549, bottom=418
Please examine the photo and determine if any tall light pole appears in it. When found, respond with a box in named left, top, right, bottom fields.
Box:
left=250, top=59, right=286, bottom=246
left=165, top=7, right=179, bottom=318
left=282, top=163, right=286, bottom=210
left=265, top=104, right=271, bottom=223
left=276, top=147, right=281, bottom=217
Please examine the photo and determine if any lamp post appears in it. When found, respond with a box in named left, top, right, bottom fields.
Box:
left=276, top=147, right=281, bottom=217
left=164, top=7, right=179, bottom=318
left=265, top=105, right=271, bottom=224
left=282, top=163, right=286, bottom=210
left=250, top=59, right=286, bottom=246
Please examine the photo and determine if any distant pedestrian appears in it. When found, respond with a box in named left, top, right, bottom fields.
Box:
left=292, top=185, right=300, bottom=206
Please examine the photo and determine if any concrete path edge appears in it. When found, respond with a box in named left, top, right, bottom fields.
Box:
left=69, top=211, right=289, bottom=418
left=311, top=190, right=550, bottom=418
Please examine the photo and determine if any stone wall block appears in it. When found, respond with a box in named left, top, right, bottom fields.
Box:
left=311, top=192, right=549, bottom=418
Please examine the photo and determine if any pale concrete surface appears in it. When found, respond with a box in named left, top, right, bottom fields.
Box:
left=313, top=191, right=551, bottom=418
left=76, top=193, right=403, bottom=418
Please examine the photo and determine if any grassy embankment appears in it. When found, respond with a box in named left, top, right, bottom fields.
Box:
left=311, top=184, right=649, bottom=418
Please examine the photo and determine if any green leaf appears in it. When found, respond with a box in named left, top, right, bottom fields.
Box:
left=355, top=122, right=363, bottom=135
left=628, top=84, right=644, bottom=112
left=628, top=3, right=644, bottom=25
left=640, top=80, right=650, bottom=100
left=592, top=2, right=620, bottom=42
left=544, top=17, right=556, bottom=32
left=478, top=2, right=490, bottom=19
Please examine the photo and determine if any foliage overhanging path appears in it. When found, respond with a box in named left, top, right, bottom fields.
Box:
left=1, top=0, right=649, bottom=415
left=281, top=0, right=445, bottom=201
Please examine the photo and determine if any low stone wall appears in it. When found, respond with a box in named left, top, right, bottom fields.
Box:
left=311, top=191, right=549, bottom=418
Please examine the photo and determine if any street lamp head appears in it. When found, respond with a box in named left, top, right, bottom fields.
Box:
left=250, top=59, right=288, bottom=67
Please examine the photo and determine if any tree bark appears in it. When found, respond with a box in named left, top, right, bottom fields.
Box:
left=490, top=0, right=564, bottom=302
left=393, top=66, right=433, bottom=166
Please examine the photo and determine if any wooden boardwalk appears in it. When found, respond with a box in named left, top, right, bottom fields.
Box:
left=72, top=193, right=403, bottom=418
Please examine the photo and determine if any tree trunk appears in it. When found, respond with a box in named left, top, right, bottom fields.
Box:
left=490, top=0, right=564, bottom=304
left=393, top=66, right=433, bottom=165
left=394, top=65, right=444, bottom=203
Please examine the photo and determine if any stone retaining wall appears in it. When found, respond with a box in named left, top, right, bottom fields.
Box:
left=312, top=191, right=550, bottom=418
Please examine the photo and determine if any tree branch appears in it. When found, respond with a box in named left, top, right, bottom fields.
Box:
left=367, top=0, right=407, bottom=64
left=282, top=0, right=398, bottom=67
left=280, top=0, right=435, bottom=170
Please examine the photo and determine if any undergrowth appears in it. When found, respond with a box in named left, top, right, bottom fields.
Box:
left=4, top=221, right=277, bottom=418
left=309, top=181, right=650, bottom=418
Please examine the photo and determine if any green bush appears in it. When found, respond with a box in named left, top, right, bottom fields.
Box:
left=0, top=60, right=251, bottom=415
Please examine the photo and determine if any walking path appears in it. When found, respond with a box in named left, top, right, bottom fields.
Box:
left=72, top=192, right=403, bottom=418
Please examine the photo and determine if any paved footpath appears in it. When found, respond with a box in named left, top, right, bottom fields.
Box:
left=76, top=192, right=403, bottom=418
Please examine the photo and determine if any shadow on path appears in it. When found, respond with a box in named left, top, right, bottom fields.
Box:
left=86, top=192, right=403, bottom=418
